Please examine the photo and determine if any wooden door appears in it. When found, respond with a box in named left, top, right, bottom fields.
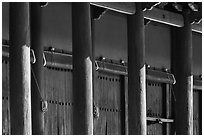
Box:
left=146, top=81, right=173, bottom=135
left=43, top=66, right=73, bottom=135
left=93, top=71, right=125, bottom=135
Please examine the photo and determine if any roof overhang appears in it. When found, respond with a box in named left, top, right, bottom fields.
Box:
left=91, top=2, right=202, bottom=33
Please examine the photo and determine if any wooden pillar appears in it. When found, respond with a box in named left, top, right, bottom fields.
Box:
left=91, top=6, right=96, bottom=111
left=171, top=8, right=193, bottom=135
left=9, top=2, right=32, bottom=134
left=127, top=3, right=146, bottom=135
left=30, top=3, right=44, bottom=134
left=72, top=2, right=93, bottom=135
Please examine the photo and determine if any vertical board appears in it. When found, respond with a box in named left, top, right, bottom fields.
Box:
left=193, top=90, right=202, bottom=135
left=93, top=72, right=106, bottom=134
left=165, top=84, right=173, bottom=135
left=146, top=81, right=165, bottom=135
left=43, top=67, right=73, bottom=135
left=93, top=72, right=125, bottom=135
left=2, top=60, right=10, bottom=135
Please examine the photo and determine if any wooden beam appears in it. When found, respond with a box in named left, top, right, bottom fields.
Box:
left=91, top=2, right=135, bottom=14
left=171, top=8, right=193, bottom=135
left=2, top=46, right=178, bottom=85
left=30, top=3, right=44, bottom=134
left=191, top=22, right=202, bottom=33
left=72, top=2, right=93, bottom=135
left=90, top=2, right=202, bottom=33
left=9, top=2, right=32, bottom=134
left=127, top=3, right=146, bottom=135
left=146, top=117, right=174, bottom=123
left=144, top=7, right=182, bottom=27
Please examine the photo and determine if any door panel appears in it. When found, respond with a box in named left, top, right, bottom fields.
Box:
left=43, top=67, right=73, bottom=135
left=93, top=72, right=125, bottom=135
left=146, top=81, right=165, bottom=135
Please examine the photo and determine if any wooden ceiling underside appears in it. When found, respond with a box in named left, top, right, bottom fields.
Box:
left=91, top=2, right=202, bottom=33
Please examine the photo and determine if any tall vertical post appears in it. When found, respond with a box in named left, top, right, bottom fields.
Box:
left=72, top=2, right=93, bottom=135
left=91, top=8, right=96, bottom=135
left=171, top=8, right=193, bottom=135
left=30, top=3, right=44, bottom=134
left=9, top=2, right=32, bottom=134
left=127, top=3, right=146, bottom=135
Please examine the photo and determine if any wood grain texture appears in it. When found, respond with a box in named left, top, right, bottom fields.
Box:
left=193, top=90, right=202, bottom=135
left=93, top=72, right=106, bottom=134
left=72, top=3, right=93, bottom=134
left=2, top=61, right=10, bottom=135
left=146, top=81, right=164, bottom=118
left=9, top=3, right=32, bottom=134
left=2, top=61, right=201, bottom=135
left=171, top=8, right=194, bottom=135
left=147, top=123, right=163, bottom=135
left=42, top=67, right=73, bottom=135
left=43, top=67, right=49, bottom=135
left=127, top=3, right=146, bottom=134
left=94, top=72, right=124, bottom=135
left=30, top=3, right=44, bottom=134
left=146, top=81, right=165, bottom=135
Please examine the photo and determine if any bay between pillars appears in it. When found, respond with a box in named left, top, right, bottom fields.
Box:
left=72, top=3, right=93, bottom=135
left=30, top=3, right=44, bottom=134
left=9, top=2, right=32, bottom=135
left=127, top=3, right=146, bottom=135
left=171, top=8, right=193, bottom=135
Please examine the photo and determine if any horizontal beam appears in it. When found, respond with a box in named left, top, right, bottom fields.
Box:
left=144, top=7, right=202, bottom=33
left=146, top=117, right=174, bottom=123
left=146, top=69, right=176, bottom=84
left=3, top=44, right=202, bottom=88
left=44, top=50, right=72, bottom=69
left=91, top=2, right=135, bottom=14
left=45, top=50, right=176, bottom=85
left=3, top=45, right=177, bottom=85
left=96, top=60, right=176, bottom=84
left=90, top=2, right=202, bottom=33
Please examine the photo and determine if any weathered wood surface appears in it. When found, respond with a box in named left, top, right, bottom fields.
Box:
left=146, top=81, right=164, bottom=134
left=127, top=3, right=146, bottom=135
left=90, top=2, right=202, bottom=33
left=2, top=61, right=73, bottom=135
left=72, top=3, right=93, bottom=134
left=2, top=59, right=202, bottom=135
left=171, top=8, right=194, bottom=135
left=165, top=84, right=171, bottom=134
left=9, top=2, right=32, bottom=134
left=42, top=67, right=73, bottom=135
left=146, top=81, right=174, bottom=135
left=2, top=45, right=177, bottom=85
left=147, top=123, right=163, bottom=135
left=146, top=82, right=165, bottom=118
left=193, top=90, right=202, bottom=135
left=2, top=60, right=10, bottom=135
left=30, top=3, right=44, bottom=134
left=93, top=72, right=125, bottom=135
